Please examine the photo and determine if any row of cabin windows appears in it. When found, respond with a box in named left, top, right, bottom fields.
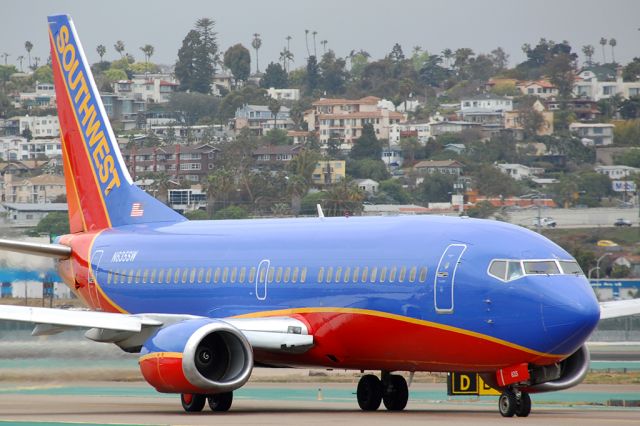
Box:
left=105, top=265, right=428, bottom=285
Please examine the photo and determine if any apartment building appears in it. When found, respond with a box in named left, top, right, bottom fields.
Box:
left=18, top=115, right=59, bottom=138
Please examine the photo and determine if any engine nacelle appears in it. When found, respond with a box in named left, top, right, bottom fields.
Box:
left=524, top=344, right=590, bottom=393
left=139, top=319, right=253, bottom=394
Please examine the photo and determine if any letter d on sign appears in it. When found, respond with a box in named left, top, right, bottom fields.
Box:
left=460, top=375, right=470, bottom=391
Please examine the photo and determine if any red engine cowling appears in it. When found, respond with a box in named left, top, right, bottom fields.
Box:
left=139, top=319, right=253, bottom=394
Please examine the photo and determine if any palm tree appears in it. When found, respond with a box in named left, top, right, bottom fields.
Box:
left=582, top=45, right=595, bottom=66
left=312, top=31, right=318, bottom=57
left=114, top=40, right=125, bottom=58
left=599, top=37, right=607, bottom=63
left=96, top=44, right=106, bottom=62
left=609, top=38, right=617, bottom=64
left=139, top=44, right=155, bottom=73
left=321, top=40, right=328, bottom=55
left=24, top=41, right=33, bottom=69
left=251, top=33, right=262, bottom=74
left=204, top=168, right=235, bottom=217
left=33, top=57, right=40, bottom=69
left=268, top=98, right=281, bottom=130
left=286, top=174, right=308, bottom=216
left=304, top=29, right=310, bottom=58
left=442, top=48, right=453, bottom=68
left=17, top=55, right=24, bottom=72
left=1, top=53, right=9, bottom=66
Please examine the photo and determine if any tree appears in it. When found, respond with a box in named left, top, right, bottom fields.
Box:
left=24, top=41, right=33, bottom=69
left=622, top=57, right=640, bottom=82
left=490, top=47, right=509, bottom=70
left=609, top=38, right=617, bottom=63
left=203, top=168, right=235, bottom=217
left=218, top=85, right=268, bottom=120
left=139, top=44, right=155, bottom=73
left=193, top=18, right=218, bottom=93
left=96, top=44, right=106, bottom=62
left=286, top=174, right=308, bottom=216
left=213, top=205, right=248, bottom=220
left=16, top=55, right=24, bottom=72
left=1, top=53, right=9, bottom=66
left=473, top=165, right=520, bottom=197
left=419, top=55, right=449, bottom=88
left=34, top=212, right=69, bottom=236
left=169, top=91, right=220, bottom=125
left=324, top=179, right=364, bottom=217
left=251, top=33, right=262, bottom=73
left=582, top=45, right=595, bottom=66
left=263, top=128, right=288, bottom=145
left=547, top=53, right=576, bottom=99
left=619, top=96, right=640, bottom=119
left=400, top=136, right=422, bottom=164
left=350, top=124, right=382, bottom=160
left=519, top=104, right=545, bottom=139
left=379, top=179, right=411, bottom=204
left=304, top=29, right=311, bottom=58
left=319, top=50, right=347, bottom=95
left=347, top=159, right=390, bottom=181
left=416, top=173, right=456, bottom=203
left=304, top=56, right=320, bottom=95
left=441, top=48, right=453, bottom=68
left=114, top=40, right=125, bottom=58
left=224, top=44, right=251, bottom=82
left=268, top=98, right=281, bottom=129
left=466, top=201, right=497, bottom=219
left=388, top=43, right=405, bottom=63
left=599, top=37, right=607, bottom=63
left=175, top=30, right=200, bottom=91
left=33, top=65, right=53, bottom=84
left=259, top=62, right=288, bottom=89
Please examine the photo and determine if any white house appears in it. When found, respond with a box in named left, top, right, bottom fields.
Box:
left=355, top=179, right=379, bottom=195
left=267, top=88, right=300, bottom=102
left=574, top=66, right=640, bottom=101
left=496, top=163, right=544, bottom=181
left=595, top=165, right=640, bottom=180
left=17, top=115, right=59, bottom=138
left=114, top=74, right=179, bottom=104
left=381, top=145, right=403, bottom=168
left=569, top=123, right=615, bottom=146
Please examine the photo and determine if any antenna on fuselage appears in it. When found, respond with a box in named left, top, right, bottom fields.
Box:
left=316, top=204, right=325, bottom=220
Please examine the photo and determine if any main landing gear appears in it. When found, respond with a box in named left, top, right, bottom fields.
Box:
left=357, top=372, right=409, bottom=411
left=498, top=389, right=531, bottom=417
left=181, top=392, right=233, bottom=413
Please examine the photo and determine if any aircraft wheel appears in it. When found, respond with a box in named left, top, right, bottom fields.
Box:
left=498, top=390, right=517, bottom=417
left=515, top=392, right=531, bottom=417
left=382, top=374, right=408, bottom=411
left=357, top=374, right=382, bottom=411
left=208, top=392, right=233, bottom=412
left=181, top=393, right=206, bottom=412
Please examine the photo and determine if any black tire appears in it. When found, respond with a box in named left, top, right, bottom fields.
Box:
left=498, top=391, right=517, bottom=417
left=208, top=392, right=233, bottom=412
left=181, top=393, right=206, bottom=412
left=515, top=392, right=531, bottom=417
left=357, top=374, right=382, bottom=411
left=382, top=375, right=409, bottom=411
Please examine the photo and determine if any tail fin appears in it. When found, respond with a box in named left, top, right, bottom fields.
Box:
left=48, top=15, right=185, bottom=232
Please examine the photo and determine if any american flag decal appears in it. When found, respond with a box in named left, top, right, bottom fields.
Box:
left=130, top=202, right=144, bottom=217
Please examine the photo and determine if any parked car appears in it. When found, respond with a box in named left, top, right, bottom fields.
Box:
left=532, top=217, right=556, bottom=228
left=614, top=218, right=632, bottom=227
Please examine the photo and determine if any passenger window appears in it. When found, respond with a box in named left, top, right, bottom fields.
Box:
left=361, top=267, right=369, bottom=283
left=128, top=270, right=134, bottom=284
left=335, top=267, right=342, bottom=283
left=150, top=269, right=156, bottom=284
left=352, top=267, right=360, bottom=283
left=508, top=261, right=524, bottom=280
left=409, top=266, right=417, bottom=283
left=291, top=267, right=299, bottom=283
left=301, top=267, right=307, bottom=283
left=259, top=267, right=266, bottom=282
left=158, top=269, right=165, bottom=284
left=268, top=267, right=274, bottom=282
left=239, top=267, right=246, bottom=283
left=249, top=267, right=256, bottom=283
left=214, top=267, right=221, bottom=283
left=142, top=269, right=149, bottom=283
left=326, top=267, right=333, bottom=284
left=275, top=267, right=283, bottom=283
left=399, top=267, right=406, bottom=282
left=523, top=261, right=559, bottom=275
left=317, top=267, right=325, bottom=283
left=135, top=269, right=141, bottom=284
left=488, top=260, right=507, bottom=281
left=380, top=267, right=387, bottom=283
left=189, top=268, right=196, bottom=284
left=182, top=269, right=188, bottom=284
left=107, top=270, right=112, bottom=284
left=222, top=267, right=229, bottom=283
left=206, top=268, right=212, bottom=283
left=174, top=268, right=180, bottom=283
left=419, top=267, right=427, bottom=283
left=343, top=267, right=351, bottom=283
left=370, top=267, right=377, bottom=283
left=559, top=261, right=583, bottom=275
left=231, top=267, right=237, bottom=284
left=166, top=268, right=173, bottom=283
left=389, top=267, right=397, bottom=283
left=283, top=267, right=291, bottom=283
left=197, top=268, right=204, bottom=283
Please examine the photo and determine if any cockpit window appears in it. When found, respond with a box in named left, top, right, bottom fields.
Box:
left=559, top=261, right=583, bottom=275
left=507, top=261, right=524, bottom=280
left=488, top=260, right=507, bottom=281
left=523, top=261, right=560, bottom=275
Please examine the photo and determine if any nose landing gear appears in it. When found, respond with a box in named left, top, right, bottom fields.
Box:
left=356, top=372, right=409, bottom=411
left=498, top=389, right=531, bottom=417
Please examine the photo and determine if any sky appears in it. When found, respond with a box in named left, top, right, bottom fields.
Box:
left=1, top=0, right=639, bottom=72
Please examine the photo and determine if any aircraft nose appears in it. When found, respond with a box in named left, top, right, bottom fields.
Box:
left=542, top=286, right=600, bottom=354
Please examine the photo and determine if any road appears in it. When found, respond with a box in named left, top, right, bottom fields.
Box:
left=503, top=207, right=639, bottom=229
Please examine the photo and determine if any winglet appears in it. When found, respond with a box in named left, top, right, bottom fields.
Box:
left=316, top=204, right=325, bottom=219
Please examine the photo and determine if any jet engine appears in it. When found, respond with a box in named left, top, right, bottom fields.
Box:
left=139, top=319, right=253, bottom=394
left=525, top=344, right=590, bottom=393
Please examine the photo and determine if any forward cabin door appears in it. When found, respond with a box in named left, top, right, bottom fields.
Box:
left=255, top=259, right=270, bottom=301
left=434, top=244, right=466, bottom=314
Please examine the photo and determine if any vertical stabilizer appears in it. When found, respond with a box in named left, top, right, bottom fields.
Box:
left=48, top=15, right=185, bottom=231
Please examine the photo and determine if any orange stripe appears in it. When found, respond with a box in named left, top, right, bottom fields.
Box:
left=49, top=29, right=112, bottom=229
left=232, top=307, right=569, bottom=358
left=87, top=229, right=128, bottom=314
left=60, top=131, right=87, bottom=232
left=139, top=352, right=183, bottom=363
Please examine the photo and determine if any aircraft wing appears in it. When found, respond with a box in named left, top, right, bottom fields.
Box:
left=599, top=299, right=640, bottom=320
left=0, top=305, right=313, bottom=353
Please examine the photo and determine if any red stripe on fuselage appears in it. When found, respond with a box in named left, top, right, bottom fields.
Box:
left=49, top=31, right=110, bottom=230
left=252, top=312, right=563, bottom=372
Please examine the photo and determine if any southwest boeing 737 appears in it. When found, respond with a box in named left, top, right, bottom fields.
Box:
left=0, top=14, right=639, bottom=418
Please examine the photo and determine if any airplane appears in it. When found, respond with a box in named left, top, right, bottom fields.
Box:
left=0, top=13, right=639, bottom=418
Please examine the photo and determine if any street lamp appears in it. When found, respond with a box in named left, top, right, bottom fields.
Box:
left=595, top=253, right=611, bottom=280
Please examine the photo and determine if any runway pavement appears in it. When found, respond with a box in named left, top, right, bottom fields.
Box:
left=0, top=382, right=638, bottom=426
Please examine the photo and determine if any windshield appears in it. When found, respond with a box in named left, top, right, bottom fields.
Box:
left=489, top=259, right=582, bottom=281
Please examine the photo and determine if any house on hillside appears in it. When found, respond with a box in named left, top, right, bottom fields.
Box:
left=516, top=80, right=558, bottom=99
left=569, top=123, right=615, bottom=146
left=496, top=163, right=544, bottom=181
left=574, top=65, right=640, bottom=101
